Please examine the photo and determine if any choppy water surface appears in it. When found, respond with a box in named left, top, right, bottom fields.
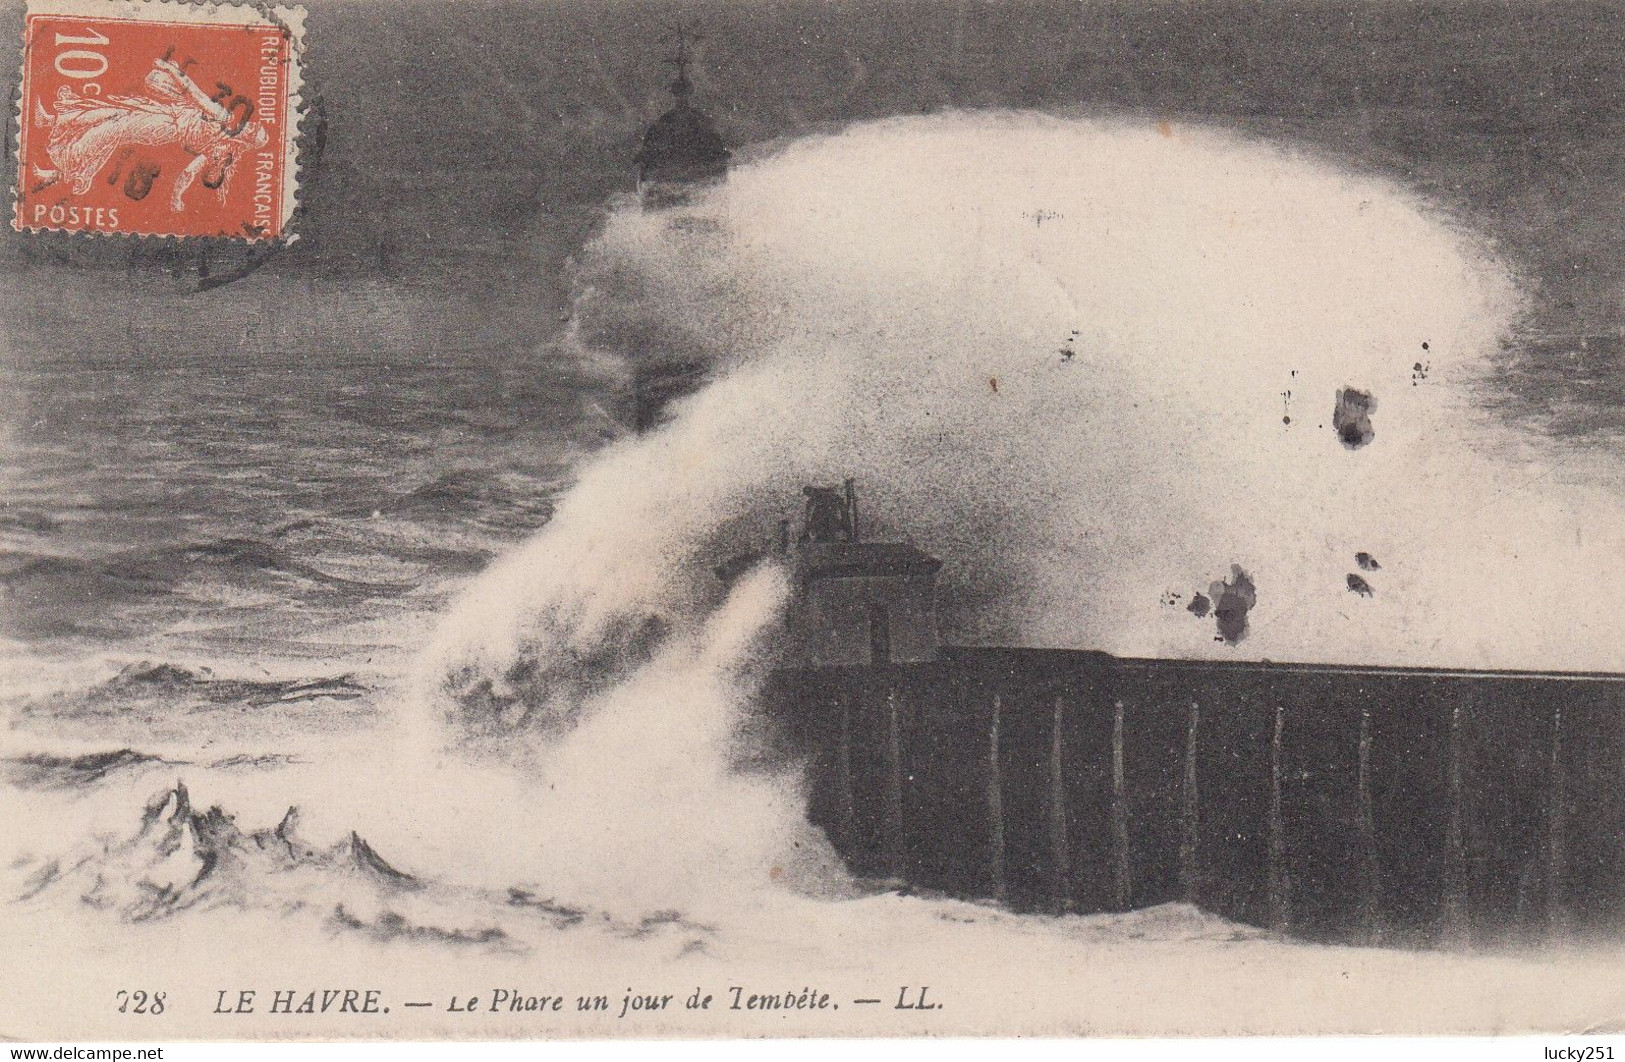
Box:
left=0, top=346, right=603, bottom=700
left=0, top=340, right=686, bottom=975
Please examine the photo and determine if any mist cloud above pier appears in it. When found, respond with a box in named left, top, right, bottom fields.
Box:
left=438, top=111, right=1625, bottom=682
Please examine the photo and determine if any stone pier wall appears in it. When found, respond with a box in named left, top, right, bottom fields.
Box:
left=762, top=648, right=1625, bottom=946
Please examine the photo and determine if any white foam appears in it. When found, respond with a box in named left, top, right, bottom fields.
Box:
left=413, top=110, right=1625, bottom=915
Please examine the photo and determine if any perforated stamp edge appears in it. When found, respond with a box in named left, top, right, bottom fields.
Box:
left=11, top=0, right=306, bottom=242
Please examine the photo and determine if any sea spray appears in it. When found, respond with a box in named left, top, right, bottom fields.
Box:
left=482, top=112, right=1625, bottom=670
left=417, top=109, right=1625, bottom=914
left=487, top=562, right=845, bottom=914
left=409, top=554, right=846, bottom=916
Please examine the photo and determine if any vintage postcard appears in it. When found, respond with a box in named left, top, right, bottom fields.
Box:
left=2, top=0, right=1624, bottom=1043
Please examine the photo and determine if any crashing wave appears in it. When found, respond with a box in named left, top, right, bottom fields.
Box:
left=16, top=781, right=425, bottom=920
left=0, top=748, right=170, bottom=790
left=11, top=782, right=724, bottom=954
left=12, top=662, right=371, bottom=726
left=1, top=747, right=305, bottom=791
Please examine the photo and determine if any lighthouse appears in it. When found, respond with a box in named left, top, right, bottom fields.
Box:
left=635, top=27, right=731, bottom=208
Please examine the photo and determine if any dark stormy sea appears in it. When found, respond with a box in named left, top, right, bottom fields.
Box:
left=5, top=112, right=1625, bottom=1038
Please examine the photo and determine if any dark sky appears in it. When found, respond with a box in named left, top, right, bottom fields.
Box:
left=3, top=0, right=1622, bottom=365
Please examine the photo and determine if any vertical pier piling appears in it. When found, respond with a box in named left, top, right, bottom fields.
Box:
left=987, top=691, right=1007, bottom=903
left=1179, top=701, right=1201, bottom=905
left=1048, top=694, right=1072, bottom=912
left=1546, top=704, right=1568, bottom=938
left=1112, top=699, right=1131, bottom=910
left=1440, top=696, right=1470, bottom=948
left=883, top=688, right=905, bottom=881
left=1267, top=702, right=1291, bottom=932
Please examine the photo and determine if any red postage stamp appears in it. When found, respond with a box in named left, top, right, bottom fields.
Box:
left=14, top=0, right=304, bottom=240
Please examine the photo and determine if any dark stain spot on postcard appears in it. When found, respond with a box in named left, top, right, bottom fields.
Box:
left=1206, top=565, right=1256, bottom=645
left=1333, top=387, right=1377, bottom=449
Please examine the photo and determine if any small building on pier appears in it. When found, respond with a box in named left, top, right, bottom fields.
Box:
left=719, top=480, right=942, bottom=668
left=787, top=538, right=942, bottom=668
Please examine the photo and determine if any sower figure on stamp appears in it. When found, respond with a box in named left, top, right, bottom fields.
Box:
left=31, top=52, right=269, bottom=211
